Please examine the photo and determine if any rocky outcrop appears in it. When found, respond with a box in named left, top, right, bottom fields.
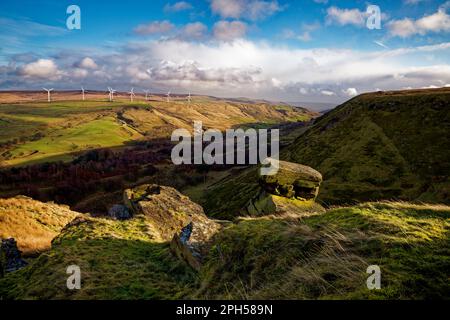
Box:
left=260, top=160, right=322, bottom=200
left=0, top=238, right=28, bottom=276
left=244, top=160, right=324, bottom=216
left=123, top=184, right=221, bottom=270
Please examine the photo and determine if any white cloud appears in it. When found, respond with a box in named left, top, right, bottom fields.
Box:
left=343, top=87, right=358, bottom=96
left=299, top=87, right=309, bottom=95
left=271, top=77, right=282, bottom=88
left=416, top=9, right=450, bottom=32
left=180, top=22, right=208, bottom=40
left=18, top=59, right=61, bottom=80
left=211, top=0, right=282, bottom=21
left=321, top=90, right=335, bottom=96
left=134, top=20, right=175, bottom=35
left=388, top=19, right=418, bottom=38
left=297, top=32, right=312, bottom=42
left=388, top=7, right=450, bottom=38
left=213, top=21, right=247, bottom=41
left=211, top=0, right=242, bottom=19
left=76, top=57, right=98, bottom=70
left=146, top=59, right=262, bottom=86
left=126, top=66, right=151, bottom=82
left=247, top=0, right=283, bottom=20
left=8, top=39, right=450, bottom=104
left=283, top=22, right=320, bottom=42
left=283, top=29, right=312, bottom=41
left=72, top=68, right=88, bottom=78
left=164, top=1, right=193, bottom=12
left=326, top=6, right=365, bottom=27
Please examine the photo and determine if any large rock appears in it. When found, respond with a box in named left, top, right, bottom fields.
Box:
left=123, top=184, right=221, bottom=270
left=0, top=238, right=28, bottom=276
left=260, top=159, right=322, bottom=200
left=243, top=160, right=324, bottom=216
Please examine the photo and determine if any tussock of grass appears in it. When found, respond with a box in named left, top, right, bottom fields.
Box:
left=197, top=202, right=450, bottom=300
left=0, top=196, right=79, bottom=255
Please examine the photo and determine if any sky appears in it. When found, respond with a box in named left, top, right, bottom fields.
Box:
left=1, top=0, right=450, bottom=106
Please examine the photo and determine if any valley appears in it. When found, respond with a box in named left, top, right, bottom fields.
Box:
left=0, top=88, right=449, bottom=300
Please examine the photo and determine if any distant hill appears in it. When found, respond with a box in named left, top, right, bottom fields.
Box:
left=283, top=88, right=450, bottom=205
left=199, top=88, right=449, bottom=218
left=1, top=88, right=449, bottom=301
left=287, top=101, right=337, bottom=112
left=0, top=92, right=315, bottom=167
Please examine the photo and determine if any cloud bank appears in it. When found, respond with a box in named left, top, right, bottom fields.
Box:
left=3, top=38, right=450, bottom=105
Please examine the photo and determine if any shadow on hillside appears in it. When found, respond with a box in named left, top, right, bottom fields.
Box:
left=0, top=237, right=197, bottom=300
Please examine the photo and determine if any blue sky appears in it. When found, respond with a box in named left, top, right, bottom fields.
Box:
left=1, top=0, right=450, bottom=104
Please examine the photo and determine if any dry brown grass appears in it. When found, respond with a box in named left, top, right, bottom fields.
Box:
left=0, top=196, right=79, bottom=255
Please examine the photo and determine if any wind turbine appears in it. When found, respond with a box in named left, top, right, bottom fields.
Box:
left=128, top=88, right=135, bottom=102
left=143, top=90, right=150, bottom=101
left=166, top=91, right=171, bottom=102
left=81, top=87, right=85, bottom=101
left=108, top=87, right=116, bottom=102
left=43, top=88, right=53, bottom=102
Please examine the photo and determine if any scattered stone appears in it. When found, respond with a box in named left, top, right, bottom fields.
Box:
left=108, top=204, right=132, bottom=220
left=0, top=238, right=28, bottom=275
left=124, top=184, right=221, bottom=270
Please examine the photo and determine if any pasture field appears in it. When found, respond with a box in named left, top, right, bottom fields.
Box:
left=0, top=94, right=316, bottom=167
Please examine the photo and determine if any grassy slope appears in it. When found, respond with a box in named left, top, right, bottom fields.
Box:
left=0, top=214, right=196, bottom=300
left=0, top=98, right=314, bottom=166
left=7, top=117, right=141, bottom=166
left=283, top=89, right=450, bottom=205
left=1, top=201, right=448, bottom=300
left=197, top=202, right=450, bottom=300
left=199, top=89, right=450, bottom=219
left=200, top=167, right=261, bottom=220
left=0, top=196, right=79, bottom=255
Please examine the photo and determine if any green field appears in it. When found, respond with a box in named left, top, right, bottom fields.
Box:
left=6, top=117, right=141, bottom=166
left=0, top=98, right=315, bottom=167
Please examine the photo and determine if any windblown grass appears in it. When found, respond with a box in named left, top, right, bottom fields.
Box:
left=0, top=196, right=79, bottom=255
left=197, top=201, right=450, bottom=299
